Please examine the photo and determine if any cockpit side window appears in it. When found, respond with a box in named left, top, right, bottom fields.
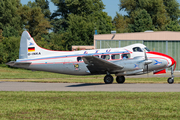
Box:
left=145, top=47, right=151, bottom=52
left=133, top=47, right=143, bottom=52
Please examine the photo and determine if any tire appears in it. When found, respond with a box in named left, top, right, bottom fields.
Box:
left=167, top=77, right=174, bottom=84
left=104, top=75, right=114, bottom=84
left=116, top=76, right=125, bottom=84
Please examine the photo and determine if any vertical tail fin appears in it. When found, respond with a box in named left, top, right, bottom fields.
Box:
left=19, top=31, right=30, bottom=59
left=19, top=31, right=59, bottom=60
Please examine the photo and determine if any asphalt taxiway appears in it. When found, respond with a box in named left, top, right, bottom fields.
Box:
left=0, top=82, right=179, bottom=92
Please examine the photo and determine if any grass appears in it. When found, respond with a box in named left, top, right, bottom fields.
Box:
left=0, top=92, right=180, bottom=119
left=1, top=67, right=180, bottom=119
left=1, top=66, right=180, bottom=83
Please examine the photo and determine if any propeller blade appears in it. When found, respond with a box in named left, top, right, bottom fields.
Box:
left=144, top=49, right=148, bottom=60
left=144, top=49, right=149, bottom=75
left=147, top=65, right=149, bottom=77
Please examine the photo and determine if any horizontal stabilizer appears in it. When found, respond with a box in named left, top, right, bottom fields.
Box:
left=6, top=61, right=31, bottom=67
left=82, top=56, right=123, bottom=74
left=153, top=69, right=166, bottom=75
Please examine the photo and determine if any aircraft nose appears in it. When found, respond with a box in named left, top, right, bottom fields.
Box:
left=167, top=56, right=176, bottom=71
left=168, top=56, right=176, bottom=70
left=169, top=57, right=176, bottom=66
left=163, top=54, right=176, bottom=68
left=147, top=51, right=176, bottom=70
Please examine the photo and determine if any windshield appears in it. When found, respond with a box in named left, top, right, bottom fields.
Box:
left=145, top=47, right=151, bottom=52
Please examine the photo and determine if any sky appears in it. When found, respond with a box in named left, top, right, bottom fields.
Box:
left=20, top=0, right=125, bottom=19
left=21, top=0, right=180, bottom=19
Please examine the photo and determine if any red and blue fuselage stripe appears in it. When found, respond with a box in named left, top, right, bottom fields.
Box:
left=17, top=50, right=130, bottom=62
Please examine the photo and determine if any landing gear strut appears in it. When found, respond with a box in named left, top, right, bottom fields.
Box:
left=167, top=67, right=174, bottom=84
left=116, top=76, right=125, bottom=84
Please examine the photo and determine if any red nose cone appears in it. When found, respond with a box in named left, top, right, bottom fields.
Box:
left=148, top=51, right=176, bottom=70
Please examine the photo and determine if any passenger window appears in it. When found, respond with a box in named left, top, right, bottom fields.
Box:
left=105, top=55, right=110, bottom=60
left=101, top=55, right=110, bottom=60
left=101, top=55, right=106, bottom=59
left=111, top=54, right=120, bottom=59
left=122, top=54, right=130, bottom=59
left=133, top=47, right=143, bottom=52
left=77, top=57, right=82, bottom=62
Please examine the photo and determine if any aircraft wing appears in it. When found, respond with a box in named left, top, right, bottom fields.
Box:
left=82, top=56, right=123, bottom=74
left=6, top=61, right=31, bottom=67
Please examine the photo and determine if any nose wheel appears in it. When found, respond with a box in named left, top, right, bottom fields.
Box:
left=167, top=67, right=174, bottom=84
left=167, top=77, right=174, bottom=84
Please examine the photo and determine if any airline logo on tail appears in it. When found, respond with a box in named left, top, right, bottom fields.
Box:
left=29, top=42, right=34, bottom=46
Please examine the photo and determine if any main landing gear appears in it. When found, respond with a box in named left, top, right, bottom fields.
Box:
left=104, top=75, right=114, bottom=84
left=167, top=67, right=174, bottom=84
left=104, top=74, right=125, bottom=84
left=116, top=76, right=125, bottom=84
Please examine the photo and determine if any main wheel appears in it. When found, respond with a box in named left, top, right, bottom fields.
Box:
left=116, top=76, right=125, bottom=84
left=167, top=77, right=174, bottom=84
left=104, top=75, right=114, bottom=84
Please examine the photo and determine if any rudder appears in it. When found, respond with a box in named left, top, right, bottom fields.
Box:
left=19, top=31, right=30, bottom=59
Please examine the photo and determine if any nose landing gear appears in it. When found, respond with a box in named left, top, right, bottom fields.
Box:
left=167, top=77, right=174, bottom=84
left=167, top=67, right=174, bottom=84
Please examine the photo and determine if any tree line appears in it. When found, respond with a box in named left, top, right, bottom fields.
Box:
left=0, top=0, right=180, bottom=64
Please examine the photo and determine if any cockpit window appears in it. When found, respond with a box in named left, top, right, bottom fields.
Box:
left=133, top=47, right=143, bottom=52
left=145, top=47, right=151, bottom=52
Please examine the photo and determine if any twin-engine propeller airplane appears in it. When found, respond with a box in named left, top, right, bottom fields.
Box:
left=7, top=31, right=176, bottom=84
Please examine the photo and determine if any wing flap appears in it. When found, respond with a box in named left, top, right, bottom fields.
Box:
left=82, top=56, right=123, bottom=74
